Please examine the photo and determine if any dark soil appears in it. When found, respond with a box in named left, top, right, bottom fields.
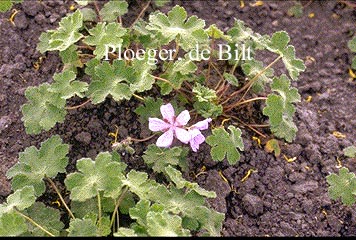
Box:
left=1, top=0, right=356, bottom=237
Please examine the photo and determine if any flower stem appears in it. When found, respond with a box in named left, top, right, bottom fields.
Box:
left=224, top=97, right=267, bottom=112
left=46, top=177, right=75, bottom=219
left=97, top=191, right=102, bottom=234
left=65, top=99, right=91, bottom=110
left=15, top=209, right=55, bottom=237
left=110, top=186, right=129, bottom=229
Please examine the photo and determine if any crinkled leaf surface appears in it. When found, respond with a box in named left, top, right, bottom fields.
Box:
left=263, top=75, right=300, bottom=142
left=49, top=69, right=88, bottom=99
left=43, top=10, right=84, bottom=52
left=21, top=83, right=66, bottom=134
left=146, top=5, right=208, bottom=51
left=24, top=202, right=64, bottom=236
left=206, top=125, right=244, bottom=165
left=147, top=211, right=190, bottom=236
left=65, top=152, right=127, bottom=201
left=7, top=136, right=69, bottom=196
left=83, top=22, right=126, bottom=59
left=59, top=45, right=83, bottom=72
left=142, top=145, right=188, bottom=173
left=68, top=218, right=97, bottom=236
left=100, top=0, right=128, bottom=22
left=87, top=60, right=132, bottom=104
left=134, top=97, right=163, bottom=123
left=326, top=167, right=356, bottom=206
left=344, top=146, right=356, bottom=158
left=0, top=186, right=35, bottom=214
left=0, top=212, right=27, bottom=236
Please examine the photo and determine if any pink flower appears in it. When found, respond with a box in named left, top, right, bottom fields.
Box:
left=148, top=103, right=191, bottom=148
left=188, top=118, right=212, bottom=152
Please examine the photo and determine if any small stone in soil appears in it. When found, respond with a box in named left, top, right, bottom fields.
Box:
left=75, top=132, right=92, bottom=145
left=242, top=193, right=264, bottom=217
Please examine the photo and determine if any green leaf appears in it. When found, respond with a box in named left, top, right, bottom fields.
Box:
left=143, top=145, right=188, bottom=174
left=46, top=10, right=84, bottom=52
left=24, top=202, right=64, bottom=236
left=146, top=5, right=208, bottom=51
left=65, top=152, right=127, bottom=201
left=0, top=186, right=36, bottom=214
left=263, top=75, right=301, bottom=142
left=71, top=195, right=115, bottom=218
left=193, top=82, right=217, bottom=102
left=153, top=0, right=170, bottom=7
left=87, top=60, right=132, bottom=104
left=129, top=199, right=151, bottom=227
left=344, top=146, right=356, bottom=158
left=75, top=0, right=88, bottom=6
left=100, top=0, right=128, bottom=22
left=158, top=58, right=196, bottom=95
left=264, top=139, right=281, bottom=157
left=206, top=24, right=231, bottom=41
left=68, top=218, right=97, bottom=236
left=352, top=56, right=356, bottom=70
left=0, top=0, right=12, bottom=12
left=7, top=136, right=69, bottom=196
left=147, top=211, right=190, bottom=236
left=49, top=69, right=88, bottom=99
left=21, top=83, right=66, bottom=134
left=59, top=45, right=83, bottom=73
left=83, top=22, right=126, bottom=60
left=281, top=45, right=306, bottom=80
left=206, top=125, right=244, bottom=165
left=0, top=212, right=27, bottom=236
left=119, top=192, right=136, bottom=215
left=122, top=170, right=159, bottom=200
left=287, top=2, right=303, bottom=18
left=193, top=101, right=223, bottom=119
left=37, top=32, right=53, bottom=54
left=114, top=228, right=137, bottom=236
left=164, top=165, right=216, bottom=198
left=80, top=7, right=97, bottom=22
left=134, top=97, right=163, bottom=123
left=223, top=73, right=239, bottom=87
left=326, top=167, right=356, bottom=206
left=128, top=55, right=156, bottom=93
left=348, top=37, right=356, bottom=52
left=242, top=59, right=274, bottom=92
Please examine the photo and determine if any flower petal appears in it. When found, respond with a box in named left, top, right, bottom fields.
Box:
left=148, top=118, right=171, bottom=132
left=175, top=127, right=191, bottom=144
left=192, top=118, right=212, bottom=130
left=156, top=129, right=174, bottom=148
left=189, top=129, right=206, bottom=152
left=160, top=103, right=175, bottom=124
left=175, top=110, right=190, bottom=126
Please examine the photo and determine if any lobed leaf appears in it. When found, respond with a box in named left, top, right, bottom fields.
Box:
left=65, top=152, right=127, bottom=201
left=59, top=45, right=83, bottom=73
left=68, top=218, right=97, bottom=236
left=21, top=83, right=66, bottom=134
left=0, top=186, right=35, bottom=214
left=39, top=10, right=84, bottom=52
left=49, top=69, right=88, bottom=99
left=206, top=125, right=244, bottom=165
left=146, top=211, right=190, bottom=236
left=100, top=0, right=128, bottom=22
left=0, top=212, right=27, bottom=236
left=87, top=60, right=132, bottom=104
left=134, top=97, right=163, bottom=123
left=6, top=136, right=69, bottom=196
left=263, top=74, right=300, bottom=142
left=83, top=22, right=126, bottom=59
left=326, top=167, right=356, bottom=206
left=24, top=202, right=64, bottom=236
left=146, top=5, right=208, bottom=51
left=143, top=145, right=188, bottom=173
left=343, top=145, right=356, bottom=158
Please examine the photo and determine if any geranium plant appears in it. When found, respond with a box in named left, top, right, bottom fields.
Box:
left=1, top=0, right=306, bottom=236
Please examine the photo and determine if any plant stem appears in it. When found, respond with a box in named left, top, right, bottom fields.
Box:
left=46, top=177, right=75, bottom=219
left=223, top=114, right=267, bottom=138
left=65, top=99, right=91, bottom=110
left=221, top=55, right=282, bottom=105
left=132, top=93, right=145, bottom=101
left=224, top=97, right=267, bottom=112
left=129, top=134, right=157, bottom=143
left=110, top=186, right=129, bottom=229
left=130, top=0, right=151, bottom=28
left=93, top=1, right=102, bottom=22
left=97, top=191, right=102, bottom=234
left=15, top=209, right=55, bottom=237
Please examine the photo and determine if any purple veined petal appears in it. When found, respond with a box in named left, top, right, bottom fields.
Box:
left=175, top=110, right=190, bottom=126
left=156, top=129, right=174, bottom=148
left=148, top=118, right=171, bottom=132
left=192, top=118, right=212, bottom=130
left=189, top=129, right=206, bottom=152
left=160, top=103, right=175, bottom=124
left=175, top=127, right=191, bottom=144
